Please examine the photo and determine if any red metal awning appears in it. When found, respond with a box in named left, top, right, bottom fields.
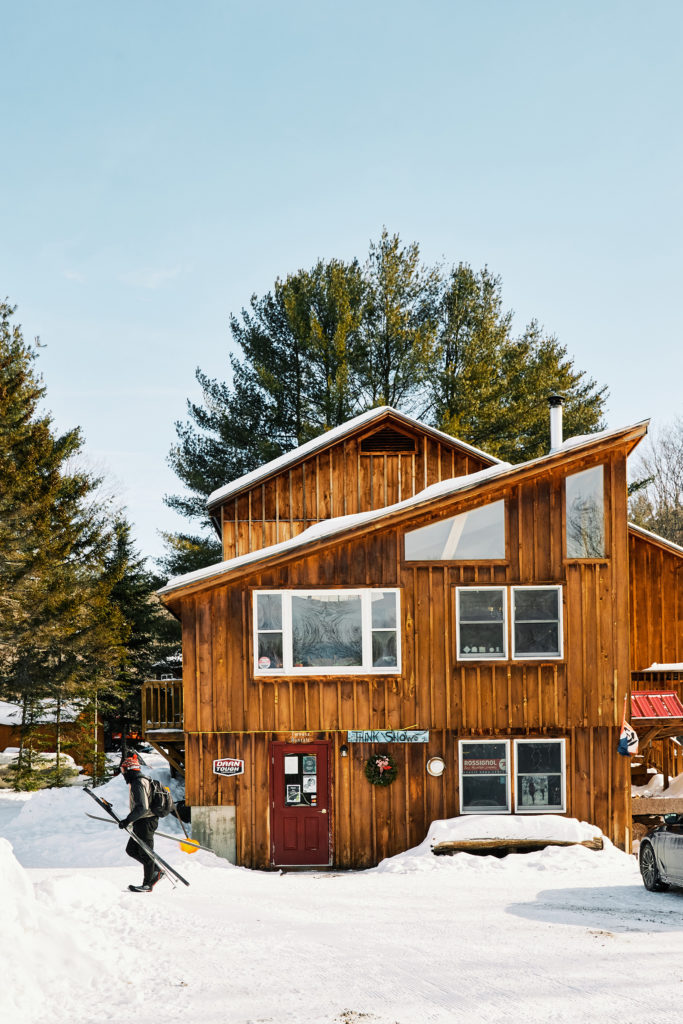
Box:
left=631, top=691, right=683, bottom=720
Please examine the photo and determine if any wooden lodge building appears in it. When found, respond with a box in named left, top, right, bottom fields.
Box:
left=154, top=405, right=683, bottom=868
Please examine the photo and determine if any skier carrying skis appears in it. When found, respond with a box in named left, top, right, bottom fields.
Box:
left=118, top=753, right=163, bottom=892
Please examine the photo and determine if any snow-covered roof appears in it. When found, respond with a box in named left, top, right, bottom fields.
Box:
left=627, top=521, right=683, bottom=557
left=0, top=700, right=84, bottom=727
left=159, top=418, right=649, bottom=598
left=206, top=406, right=502, bottom=510
left=641, top=663, right=683, bottom=673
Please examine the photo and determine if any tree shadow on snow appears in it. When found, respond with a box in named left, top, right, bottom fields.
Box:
left=506, top=884, right=683, bottom=932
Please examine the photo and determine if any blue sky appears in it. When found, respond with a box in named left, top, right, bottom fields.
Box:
left=1, top=1, right=681, bottom=562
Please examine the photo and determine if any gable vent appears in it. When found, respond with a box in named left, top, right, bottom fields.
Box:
left=360, top=427, right=417, bottom=453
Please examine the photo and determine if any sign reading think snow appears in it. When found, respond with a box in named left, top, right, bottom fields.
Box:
left=347, top=730, right=429, bottom=743
left=212, top=758, right=245, bottom=777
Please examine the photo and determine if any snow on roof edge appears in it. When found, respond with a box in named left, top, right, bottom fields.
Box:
left=627, top=521, right=683, bottom=557
left=206, top=407, right=503, bottom=509
left=641, top=663, right=683, bottom=673
left=159, top=417, right=648, bottom=598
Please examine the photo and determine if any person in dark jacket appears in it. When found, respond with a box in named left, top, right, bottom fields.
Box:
left=119, top=753, right=163, bottom=892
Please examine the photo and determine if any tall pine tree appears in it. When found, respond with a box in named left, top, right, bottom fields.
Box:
left=164, top=234, right=608, bottom=575
left=0, top=303, right=127, bottom=787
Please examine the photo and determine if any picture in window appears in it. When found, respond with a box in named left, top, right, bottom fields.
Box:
left=405, top=501, right=505, bottom=560
left=292, top=593, right=363, bottom=667
left=515, top=740, right=564, bottom=811
left=566, top=466, right=604, bottom=558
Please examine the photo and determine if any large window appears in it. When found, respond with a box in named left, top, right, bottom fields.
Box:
left=404, top=500, right=505, bottom=561
left=566, top=466, right=605, bottom=558
left=456, top=586, right=563, bottom=661
left=459, top=738, right=566, bottom=814
left=254, top=590, right=400, bottom=675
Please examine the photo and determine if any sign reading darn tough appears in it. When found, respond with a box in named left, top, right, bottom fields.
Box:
left=347, top=730, right=429, bottom=743
left=212, top=758, right=245, bottom=777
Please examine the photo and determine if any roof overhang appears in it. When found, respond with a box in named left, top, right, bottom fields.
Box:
left=158, top=418, right=648, bottom=607
left=205, top=406, right=502, bottom=513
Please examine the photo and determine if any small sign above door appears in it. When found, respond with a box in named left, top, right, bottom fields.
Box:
left=347, top=730, right=429, bottom=743
left=213, top=757, right=245, bottom=777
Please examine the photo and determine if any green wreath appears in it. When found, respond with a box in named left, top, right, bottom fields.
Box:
left=364, top=752, right=398, bottom=786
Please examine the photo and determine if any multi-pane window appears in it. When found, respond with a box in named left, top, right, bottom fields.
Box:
left=459, top=738, right=566, bottom=814
left=565, top=466, right=605, bottom=558
left=511, top=587, right=562, bottom=659
left=404, top=501, right=506, bottom=561
left=456, top=588, right=507, bottom=659
left=459, top=740, right=510, bottom=813
left=254, top=590, right=400, bottom=675
left=513, top=739, right=566, bottom=813
left=456, top=586, right=563, bottom=661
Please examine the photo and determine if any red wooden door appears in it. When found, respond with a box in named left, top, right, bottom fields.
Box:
left=270, top=742, right=331, bottom=866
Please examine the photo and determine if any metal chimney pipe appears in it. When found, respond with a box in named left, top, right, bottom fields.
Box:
left=548, top=394, right=564, bottom=452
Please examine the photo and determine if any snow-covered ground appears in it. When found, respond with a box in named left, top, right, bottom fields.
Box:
left=3, top=754, right=683, bottom=1024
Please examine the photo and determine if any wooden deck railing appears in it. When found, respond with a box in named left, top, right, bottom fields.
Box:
left=142, top=680, right=183, bottom=733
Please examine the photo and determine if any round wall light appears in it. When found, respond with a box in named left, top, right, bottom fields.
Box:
left=426, top=756, right=446, bottom=777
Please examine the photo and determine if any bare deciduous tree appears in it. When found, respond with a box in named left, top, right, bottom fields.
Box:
left=629, top=419, right=683, bottom=547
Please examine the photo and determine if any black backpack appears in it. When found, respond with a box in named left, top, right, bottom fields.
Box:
left=148, top=778, right=174, bottom=818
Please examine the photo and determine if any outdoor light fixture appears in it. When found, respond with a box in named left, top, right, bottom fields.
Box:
left=340, top=744, right=349, bottom=757
left=426, top=756, right=446, bottom=777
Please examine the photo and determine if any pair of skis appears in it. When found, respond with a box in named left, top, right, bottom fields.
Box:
left=84, top=787, right=190, bottom=888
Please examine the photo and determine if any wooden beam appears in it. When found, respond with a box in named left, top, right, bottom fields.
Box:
left=432, top=836, right=604, bottom=855
left=147, top=739, right=185, bottom=778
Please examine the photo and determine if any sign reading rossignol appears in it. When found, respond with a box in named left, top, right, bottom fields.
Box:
left=212, top=758, right=245, bottom=777
left=347, top=730, right=429, bottom=743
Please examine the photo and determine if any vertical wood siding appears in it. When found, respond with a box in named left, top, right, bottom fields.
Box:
left=180, top=449, right=636, bottom=865
left=218, top=432, right=490, bottom=560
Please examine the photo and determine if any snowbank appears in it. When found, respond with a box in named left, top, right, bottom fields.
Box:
left=374, top=814, right=614, bottom=874
left=633, top=770, right=683, bottom=799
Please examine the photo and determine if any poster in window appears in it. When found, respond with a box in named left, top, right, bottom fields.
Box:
left=284, top=755, right=299, bottom=774
left=303, top=775, right=317, bottom=793
left=519, top=775, right=561, bottom=807
left=286, top=784, right=301, bottom=805
left=302, top=755, right=317, bottom=774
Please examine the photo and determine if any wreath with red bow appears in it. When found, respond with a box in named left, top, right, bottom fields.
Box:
left=364, top=752, right=398, bottom=786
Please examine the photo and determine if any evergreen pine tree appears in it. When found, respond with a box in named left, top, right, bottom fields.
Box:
left=0, top=302, right=128, bottom=787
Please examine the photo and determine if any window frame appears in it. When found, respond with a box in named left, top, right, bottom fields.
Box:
left=457, top=738, right=567, bottom=815
left=403, top=499, right=508, bottom=564
left=513, top=738, right=567, bottom=814
left=253, top=588, right=401, bottom=677
left=455, top=586, right=508, bottom=661
left=458, top=739, right=511, bottom=815
left=564, top=464, right=607, bottom=561
left=510, top=585, right=564, bottom=661
left=455, top=585, right=564, bottom=663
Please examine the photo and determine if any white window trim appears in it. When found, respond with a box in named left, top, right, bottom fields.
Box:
left=455, top=585, right=564, bottom=662
left=458, top=738, right=567, bottom=815
left=513, top=738, right=567, bottom=814
left=458, top=739, right=511, bottom=814
left=510, top=585, right=563, bottom=661
left=455, top=586, right=508, bottom=661
left=253, top=589, right=401, bottom=677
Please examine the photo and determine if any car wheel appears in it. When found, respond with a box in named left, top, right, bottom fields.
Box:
left=640, top=842, right=669, bottom=892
